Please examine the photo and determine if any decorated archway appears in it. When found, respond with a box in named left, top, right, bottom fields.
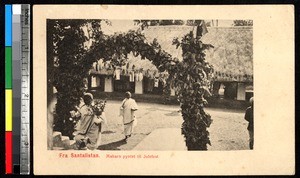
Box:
left=48, top=19, right=214, bottom=150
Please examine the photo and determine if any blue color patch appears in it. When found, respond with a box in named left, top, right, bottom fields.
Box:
left=5, top=5, right=12, bottom=47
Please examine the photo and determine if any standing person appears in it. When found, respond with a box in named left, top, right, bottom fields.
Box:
left=119, top=91, right=138, bottom=141
left=73, top=93, right=104, bottom=150
left=245, top=97, right=254, bottom=150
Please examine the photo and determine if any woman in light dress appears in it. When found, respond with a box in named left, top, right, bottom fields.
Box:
left=120, top=91, right=138, bottom=141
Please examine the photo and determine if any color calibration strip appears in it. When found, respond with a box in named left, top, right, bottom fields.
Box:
left=5, top=4, right=31, bottom=174
left=5, top=4, right=13, bottom=174
left=12, top=4, right=22, bottom=174
left=20, top=4, right=31, bottom=174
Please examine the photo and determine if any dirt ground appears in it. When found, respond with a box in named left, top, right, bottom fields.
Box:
left=98, top=100, right=250, bottom=151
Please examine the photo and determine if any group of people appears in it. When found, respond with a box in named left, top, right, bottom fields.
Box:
left=47, top=89, right=254, bottom=151
left=72, top=91, right=138, bottom=150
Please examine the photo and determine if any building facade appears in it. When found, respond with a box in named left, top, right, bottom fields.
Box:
left=86, top=25, right=253, bottom=101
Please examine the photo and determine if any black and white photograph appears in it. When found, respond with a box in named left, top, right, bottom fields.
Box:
left=46, top=19, right=253, bottom=151
left=33, top=5, right=294, bottom=175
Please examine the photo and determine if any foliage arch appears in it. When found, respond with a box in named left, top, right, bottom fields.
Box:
left=48, top=20, right=214, bottom=150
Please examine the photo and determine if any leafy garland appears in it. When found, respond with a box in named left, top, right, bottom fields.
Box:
left=171, top=31, right=214, bottom=150
left=49, top=20, right=214, bottom=150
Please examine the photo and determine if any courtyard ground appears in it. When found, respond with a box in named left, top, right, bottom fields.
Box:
left=98, top=100, right=250, bottom=151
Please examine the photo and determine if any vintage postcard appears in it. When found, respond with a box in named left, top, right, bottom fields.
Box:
left=33, top=5, right=294, bottom=175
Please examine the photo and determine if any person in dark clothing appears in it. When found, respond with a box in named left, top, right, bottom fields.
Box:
left=245, top=97, right=254, bottom=149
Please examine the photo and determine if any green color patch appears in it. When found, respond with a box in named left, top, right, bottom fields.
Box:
left=5, top=47, right=12, bottom=89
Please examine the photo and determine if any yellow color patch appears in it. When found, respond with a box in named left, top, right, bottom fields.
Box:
left=5, top=90, right=12, bottom=131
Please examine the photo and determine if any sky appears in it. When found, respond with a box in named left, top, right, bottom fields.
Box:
left=100, top=20, right=137, bottom=35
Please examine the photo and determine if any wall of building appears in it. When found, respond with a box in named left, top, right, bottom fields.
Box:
left=104, top=77, right=113, bottom=92
left=135, top=81, right=143, bottom=94
left=237, top=82, right=246, bottom=100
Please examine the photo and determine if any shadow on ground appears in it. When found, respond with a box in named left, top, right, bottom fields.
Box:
left=98, top=139, right=127, bottom=150
left=165, top=111, right=181, bottom=116
left=102, top=130, right=116, bottom=134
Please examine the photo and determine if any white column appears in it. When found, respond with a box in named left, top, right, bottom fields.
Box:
left=135, top=81, right=143, bottom=94
left=237, top=82, right=246, bottom=100
left=91, top=76, right=97, bottom=87
left=104, top=77, right=113, bottom=92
